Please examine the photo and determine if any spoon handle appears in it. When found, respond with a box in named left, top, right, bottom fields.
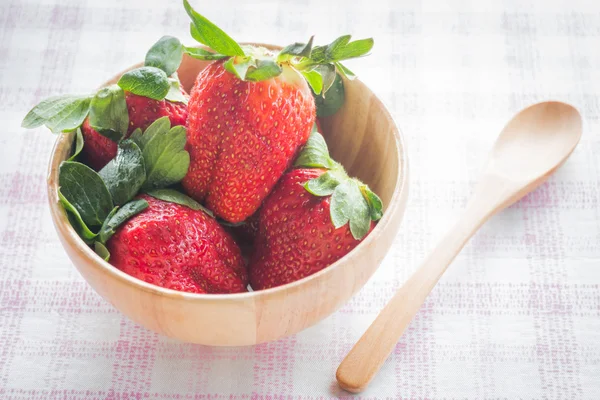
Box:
left=336, top=195, right=494, bottom=393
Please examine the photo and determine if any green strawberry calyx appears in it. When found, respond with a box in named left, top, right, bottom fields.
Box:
left=21, top=35, right=188, bottom=139
left=295, top=131, right=383, bottom=240
left=182, top=0, right=373, bottom=96
left=57, top=117, right=201, bottom=261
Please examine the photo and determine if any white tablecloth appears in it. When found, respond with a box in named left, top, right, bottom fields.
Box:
left=1, top=0, right=599, bottom=398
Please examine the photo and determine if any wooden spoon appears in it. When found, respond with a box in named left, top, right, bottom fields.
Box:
left=336, top=101, right=582, bottom=393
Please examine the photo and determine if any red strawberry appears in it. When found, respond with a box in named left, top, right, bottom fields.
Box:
left=181, top=60, right=315, bottom=223
left=249, top=132, right=383, bottom=290
left=179, top=1, right=373, bottom=223
left=226, top=212, right=260, bottom=247
left=107, top=194, right=248, bottom=294
left=82, top=91, right=188, bottom=170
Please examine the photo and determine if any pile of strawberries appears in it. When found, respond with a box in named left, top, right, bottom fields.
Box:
left=23, top=0, right=382, bottom=294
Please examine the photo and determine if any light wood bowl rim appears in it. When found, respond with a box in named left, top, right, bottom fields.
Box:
left=47, top=43, right=409, bottom=302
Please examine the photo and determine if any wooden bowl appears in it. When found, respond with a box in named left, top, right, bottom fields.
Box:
left=47, top=46, right=409, bottom=346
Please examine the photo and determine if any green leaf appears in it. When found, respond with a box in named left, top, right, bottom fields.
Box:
left=330, top=180, right=371, bottom=240
left=89, top=84, right=129, bottom=142
left=132, top=116, right=170, bottom=150
left=99, top=199, right=149, bottom=243
left=165, top=77, right=188, bottom=104
left=315, top=64, right=336, bottom=94
left=294, top=131, right=336, bottom=169
left=330, top=180, right=352, bottom=228
left=330, top=38, right=374, bottom=61
left=314, top=73, right=345, bottom=117
left=304, top=171, right=341, bottom=196
left=184, top=46, right=228, bottom=60
left=59, top=161, right=114, bottom=227
left=311, top=121, right=319, bottom=133
left=145, top=188, right=214, bottom=216
left=129, top=128, right=143, bottom=146
left=68, top=128, right=84, bottom=161
left=94, top=241, right=110, bottom=261
left=301, top=69, right=323, bottom=95
left=144, top=36, right=184, bottom=76
left=118, top=66, right=170, bottom=101
left=335, top=62, right=356, bottom=80
left=58, top=189, right=98, bottom=244
left=361, top=185, right=383, bottom=221
left=140, top=118, right=190, bottom=189
left=278, top=36, right=314, bottom=60
left=22, top=94, right=92, bottom=133
left=347, top=182, right=372, bottom=240
left=223, top=57, right=253, bottom=80
left=98, top=140, right=146, bottom=206
left=183, top=0, right=244, bottom=57
left=245, top=59, right=283, bottom=82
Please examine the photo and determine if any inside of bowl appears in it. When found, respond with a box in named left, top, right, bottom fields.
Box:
left=319, top=81, right=400, bottom=209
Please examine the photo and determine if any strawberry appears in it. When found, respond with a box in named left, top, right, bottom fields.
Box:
left=182, top=60, right=315, bottom=222
left=248, top=132, right=383, bottom=290
left=82, top=89, right=188, bottom=170
left=107, top=194, right=248, bottom=294
left=179, top=0, right=373, bottom=223
left=23, top=36, right=190, bottom=170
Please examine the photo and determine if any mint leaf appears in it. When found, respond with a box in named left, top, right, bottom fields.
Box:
left=184, top=46, right=228, bottom=60
left=94, top=241, right=110, bottom=261
left=89, top=84, right=128, bottom=142
left=118, top=66, right=169, bottom=101
left=98, top=140, right=146, bottom=206
left=145, top=36, right=184, bottom=76
left=59, top=161, right=113, bottom=227
left=304, top=171, right=341, bottom=196
left=314, top=73, right=345, bottom=117
left=183, top=0, right=244, bottom=57
left=361, top=185, right=383, bottom=221
left=145, top=188, right=213, bottom=216
left=278, top=36, right=314, bottom=60
left=99, top=199, right=149, bottom=243
left=22, top=94, right=92, bottom=133
left=245, top=60, right=283, bottom=82
left=58, top=189, right=98, bottom=244
left=139, top=118, right=190, bottom=189
left=68, top=128, right=84, bottom=161
left=165, top=77, right=188, bottom=104
left=294, top=131, right=336, bottom=169
left=301, top=69, right=323, bottom=95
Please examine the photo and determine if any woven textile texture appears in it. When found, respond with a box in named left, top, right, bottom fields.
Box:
left=1, top=0, right=599, bottom=398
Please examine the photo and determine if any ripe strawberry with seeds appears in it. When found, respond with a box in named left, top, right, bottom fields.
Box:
left=22, top=36, right=190, bottom=170
left=82, top=89, right=188, bottom=170
left=179, top=0, right=373, bottom=222
left=107, top=194, right=248, bottom=294
left=249, top=132, right=383, bottom=290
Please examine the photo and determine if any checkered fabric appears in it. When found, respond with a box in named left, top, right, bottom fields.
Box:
left=1, top=0, right=599, bottom=398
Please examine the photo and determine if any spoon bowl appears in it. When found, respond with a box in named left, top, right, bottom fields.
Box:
left=337, top=101, right=582, bottom=393
left=486, top=101, right=581, bottom=184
